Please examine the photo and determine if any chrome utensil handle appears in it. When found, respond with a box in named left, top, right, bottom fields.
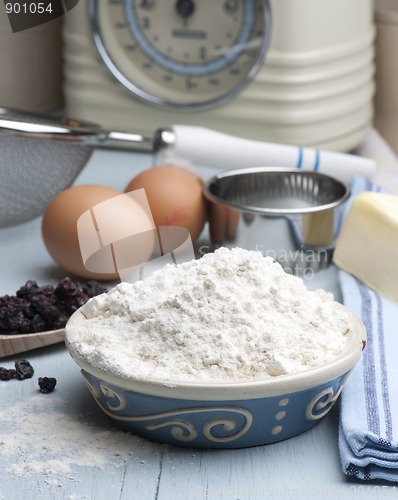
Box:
left=157, top=125, right=377, bottom=183
left=101, top=131, right=154, bottom=152
left=0, top=113, right=154, bottom=151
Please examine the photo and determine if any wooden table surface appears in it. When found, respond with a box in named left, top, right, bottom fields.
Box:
left=0, top=147, right=395, bottom=500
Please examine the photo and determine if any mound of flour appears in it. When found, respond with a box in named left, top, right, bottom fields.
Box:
left=66, top=247, right=353, bottom=383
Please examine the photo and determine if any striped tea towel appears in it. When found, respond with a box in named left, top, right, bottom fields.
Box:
left=338, top=177, right=398, bottom=482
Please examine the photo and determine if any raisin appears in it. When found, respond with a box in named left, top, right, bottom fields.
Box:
left=0, top=278, right=107, bottom=334
left=0, top=305, right=31, bottom=334
left=31, top=314, right=47, bottom=333
left=16, top=280, right=40, bottom=299
left=0, top=367, right=16, bottom=381
left=38, top=377, right=57, bottom=393
left=51, top=313, right=69, bottom=331
left=54, top=277, right=79, bottom=301
left=15, top=360, right=34, bottom=380
left=82, top=280, right=107, bottom=298
left=55, top=278, right=88, bottom=314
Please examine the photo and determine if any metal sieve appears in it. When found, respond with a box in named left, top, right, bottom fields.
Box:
left=0, top=108, right=153, bottom=227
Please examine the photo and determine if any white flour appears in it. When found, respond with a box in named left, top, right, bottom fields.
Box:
left=0, top=394, right=151, bottom=478
left=67, top=247, right=353, bottom=383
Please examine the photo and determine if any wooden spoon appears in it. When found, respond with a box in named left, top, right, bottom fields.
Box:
left=0, top=329, right=65, bottom=358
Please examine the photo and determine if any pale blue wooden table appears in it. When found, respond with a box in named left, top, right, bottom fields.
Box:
left=0, top=148, right=395, bottom=500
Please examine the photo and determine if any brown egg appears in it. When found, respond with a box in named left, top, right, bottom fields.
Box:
left=125, top=165, right=207, bottom=242
left=42, top=185, right=156, bottom=280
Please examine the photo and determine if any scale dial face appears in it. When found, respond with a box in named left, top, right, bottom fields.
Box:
left=90, top=0, right=271, bottom=110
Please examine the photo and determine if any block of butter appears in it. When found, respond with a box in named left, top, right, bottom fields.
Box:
left=333, top=191, right=398, bottom=304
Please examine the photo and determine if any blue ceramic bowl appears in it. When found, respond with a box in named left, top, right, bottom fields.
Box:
left=65, top=308, right=365, bottom=449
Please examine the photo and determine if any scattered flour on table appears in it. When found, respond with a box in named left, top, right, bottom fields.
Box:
left=67, top=247, right=354, bottom=383
left=0, top=394, right=152, bottom=477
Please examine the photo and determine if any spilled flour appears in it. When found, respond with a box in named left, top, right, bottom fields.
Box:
left=0, top=394, right=151, bottom=477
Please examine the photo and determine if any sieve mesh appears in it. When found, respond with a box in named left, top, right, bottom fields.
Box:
left=0, top=134, right=92, bottom=227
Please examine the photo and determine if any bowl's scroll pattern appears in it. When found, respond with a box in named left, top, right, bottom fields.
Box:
left=83, top=373, right=254, bottom=443
left=305, top=385, right=342, bottom=420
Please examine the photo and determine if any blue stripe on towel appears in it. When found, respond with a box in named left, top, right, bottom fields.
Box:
left=358, top=281, right=380, bottom=435
left=377, top=294, right=393, bottom=441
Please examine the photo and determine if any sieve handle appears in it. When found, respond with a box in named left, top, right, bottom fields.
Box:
left=156, top=125, right=377, bottom=183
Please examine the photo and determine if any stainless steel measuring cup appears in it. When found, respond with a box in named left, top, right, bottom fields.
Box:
left=203, top=168, right=350, bottom=275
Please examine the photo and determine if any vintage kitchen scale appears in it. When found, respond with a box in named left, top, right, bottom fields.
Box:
left=63, top=0, right=375, bottom=151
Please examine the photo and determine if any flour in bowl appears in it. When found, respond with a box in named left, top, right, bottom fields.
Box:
left=66, top=247, right=353, bottom=383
